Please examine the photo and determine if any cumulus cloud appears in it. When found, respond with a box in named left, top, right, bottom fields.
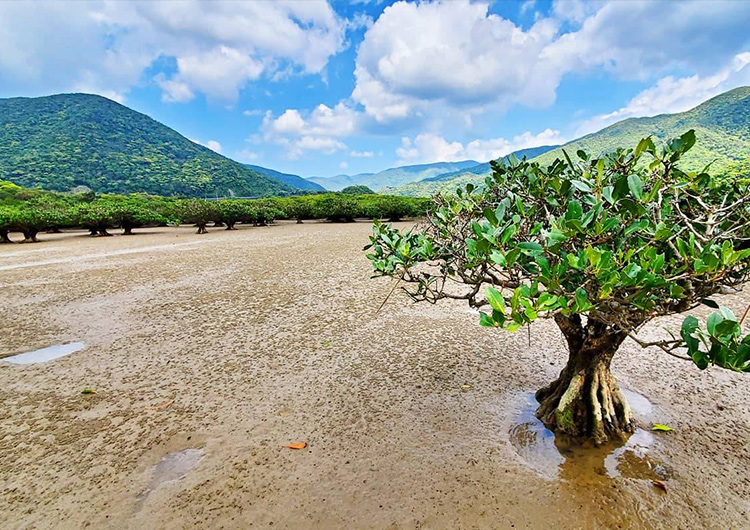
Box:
left=350, top=150, right=374, bottom=158
left=190, top=139, right=223, bottom=154
left=396, top=129, right=565, bottom=165
left=235, top=149, right=260, bottom=162
left=0, top=0, right=347, bottom=102
left=351, top=0, right=750, bottom=124
left=576, top=52, right=750, bottom=136
left=261, top=103, right=359, bottom=158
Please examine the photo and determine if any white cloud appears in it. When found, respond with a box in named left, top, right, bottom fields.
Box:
left=235, top=149, right=260, bottom=162
left=351, top=0, right=750, bottom=124
left=156, top=76, right=195, bottom=104
left=190, top=139, right=223, bottom=154
left=576, top=52, right=750, bottom=136
left=205, top=140, right=223, bottom=154
left=350, top=150, right=374, bottom=158
left=396, top=129, right=565, bottom=165
left=0, top=1, right=347, bottom=102
left=352, top=1, right=562, bottom=122
left=339, top=161, right=349, bottom=170
left=261, top=103, right=358, bottom=159
left=296, top=136, right=346, bottom=155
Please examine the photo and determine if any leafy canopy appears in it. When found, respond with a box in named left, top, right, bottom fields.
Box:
left=366, top=130, right=750, bottom=372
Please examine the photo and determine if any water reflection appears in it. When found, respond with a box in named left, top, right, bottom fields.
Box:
left=3, top=342, right=85, bottom=364
left=137, top=448, right=204, bottom=507
left=509, top=392, right=670, bottom=484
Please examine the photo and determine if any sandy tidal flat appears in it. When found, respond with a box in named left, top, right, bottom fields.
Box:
left=1, top=222, right=749, bottom=529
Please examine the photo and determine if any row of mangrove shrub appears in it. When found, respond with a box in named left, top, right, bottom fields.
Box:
left=0, top=182, right=429, bottom=242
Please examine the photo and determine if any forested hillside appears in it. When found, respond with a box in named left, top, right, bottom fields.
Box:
left=244, top=164, right=325, bottom=192
left=395, top=87, right=750, bottom=196
left=309, top=160, right=479, bottom=191
left=0, top=94, right=298, bottom=197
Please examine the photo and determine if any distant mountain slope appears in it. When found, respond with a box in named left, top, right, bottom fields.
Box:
left=0, top=93, right=298, bottom=197
left=395, top=87, right=750, bottom=197
left=532, top=86, right=750, bottom=172
left=395, top=145, right=559, bottom=197
left=244, top=164, right=324, bottom=192
left=307, top=173, right=375, bottom=191
left=309, top=160, right=478, bottom=191
left=422, top=145, right=559, bottom=183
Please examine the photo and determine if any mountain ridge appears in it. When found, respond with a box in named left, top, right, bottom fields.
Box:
left=308, top=160, right=479, bottom=191
left=0, top=93, right=299, bottom=197
left=244, top=164, right=325, bottom=192
left=395, top=86, right=750, bottom=196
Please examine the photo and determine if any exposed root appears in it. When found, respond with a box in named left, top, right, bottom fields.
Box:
left=536, top=360, right=635, bottom=445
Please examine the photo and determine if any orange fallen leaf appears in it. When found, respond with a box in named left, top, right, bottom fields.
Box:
left=652, top=479, right=668, bottom=493
left=285, top=442, right=307, bottom=450
left=145, top=399, right=174, bottom=411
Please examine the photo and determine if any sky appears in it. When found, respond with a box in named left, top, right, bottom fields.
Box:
left=1, top=0, right=750, bottom=178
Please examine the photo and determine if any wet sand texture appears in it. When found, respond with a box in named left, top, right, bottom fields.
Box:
left=1, top=223, right=749, bottom=529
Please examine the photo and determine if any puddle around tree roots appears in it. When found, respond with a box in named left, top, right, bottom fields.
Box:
left=509, top=391, right=671, bottom=483
left=2, top=342, right=85, bottom=365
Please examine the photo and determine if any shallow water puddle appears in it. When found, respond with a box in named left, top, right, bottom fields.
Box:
left=2, top=342, right=85, bottom=364
left=137, top=448, right=204, bottom=506
left=509, top=391, right=670, bottom=483
left=149, top=449, right=204, bottom=490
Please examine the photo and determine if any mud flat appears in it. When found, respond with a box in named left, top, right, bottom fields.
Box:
left=1, top=223, right=749, bottom=529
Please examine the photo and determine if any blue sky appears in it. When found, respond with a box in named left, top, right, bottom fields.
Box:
left=1, top=0, right=749, bottom=178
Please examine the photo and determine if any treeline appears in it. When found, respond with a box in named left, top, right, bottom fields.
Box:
left=0, top=181, right=428, bottom=243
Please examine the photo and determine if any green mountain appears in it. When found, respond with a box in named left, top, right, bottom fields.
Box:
left=309, top=160, right=479, bottom=191
left=533, top=86, right=750, bottom=171
left=244, top=164, right=325, bottom=192
left=396, top=87, right=750, bottom=197
left=423, top=145, right=559, bottom=182
left=0, top=93, right=298, bottom=197
left=395, top=145, right=559, bottom=197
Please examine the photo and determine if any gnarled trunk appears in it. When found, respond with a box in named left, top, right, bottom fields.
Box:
left=225, top=221, right=236, bottom=230
left=196, top=223, right=208, bottom=234
left=98, top=228, right=112, bottom=237
left=535, top=315, right=635, bottom=445
left=88, top=228, right=98, bottom=236
left=21, top=228, right=40, bottom=243
left=0, top=229, right=12, bottom=243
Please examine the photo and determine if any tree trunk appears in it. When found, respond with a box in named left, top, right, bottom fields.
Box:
left=0, top=229, right=12, bottom=243
left=535, top=315, right=635, bottom=445
left=98, top=228, right=112, bottom=237
left=122, top=222, right=134, bottom=235
left=21, top=229, right=40, bottom=243
left=196, top=223, right=208, bottom=234
left=88, top=228, right=98, bottom=236
left=296, top=218, right=304, bottom=224
left=225, top=221, right=236, bottom=230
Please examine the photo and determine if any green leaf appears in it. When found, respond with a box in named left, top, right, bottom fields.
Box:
left=486, top=287, right=506, bottom=312
left=701, top=298, right=719, bottom=309
left=574, top=287, right=592, bottom=312
left=479, top=311, right=496, bottom=327
left=571, top=180, right=592, bottom=193
left=651, top=423, right=673, bottom=432
left=627, top=174, right=644, bottom=200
